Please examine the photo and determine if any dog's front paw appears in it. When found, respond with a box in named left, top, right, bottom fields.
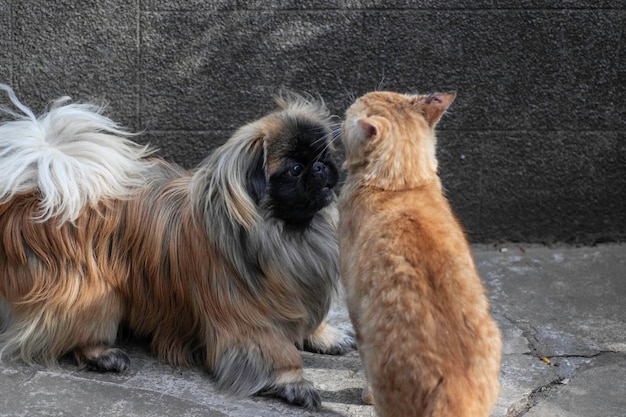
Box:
left=79, top=347, right=130, bottom=373
left=300, top=321, right=357, bottom=355
left=273, top=379, right=322, bottom=410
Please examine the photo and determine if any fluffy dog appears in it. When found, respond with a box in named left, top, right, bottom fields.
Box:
left=0, top=84, right=354, bottom=409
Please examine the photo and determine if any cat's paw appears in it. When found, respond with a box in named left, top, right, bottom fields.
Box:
left=362, top=384, right=375, bottom=405
left=300, top=321, right=357, bottom=355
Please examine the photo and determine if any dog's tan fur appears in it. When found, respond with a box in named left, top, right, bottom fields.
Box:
left=0, top=86, right=353, bottom=409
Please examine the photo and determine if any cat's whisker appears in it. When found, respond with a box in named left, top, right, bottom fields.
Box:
left=312, top=126, right=341, bottom=161
left=376, top=77, right=386, bottom=92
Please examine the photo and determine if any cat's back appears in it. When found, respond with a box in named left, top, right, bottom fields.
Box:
left=343, top=184, right=485, bottom=317
left=339, top=184, right=501, bottom=417
left=341, top=183, right=468, bottom=258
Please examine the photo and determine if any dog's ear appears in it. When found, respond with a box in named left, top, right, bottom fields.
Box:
left=192, top=125, right=268, bottom=231
left=245, top=136, right=268, bottom=204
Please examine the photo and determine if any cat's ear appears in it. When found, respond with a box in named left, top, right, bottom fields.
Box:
left=356, top=116, right=384, bottom=140
left=416, top=92, right=456, bottom=127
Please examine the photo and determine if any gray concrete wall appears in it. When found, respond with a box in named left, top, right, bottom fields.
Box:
left=1, top=1, right=624, bottom=243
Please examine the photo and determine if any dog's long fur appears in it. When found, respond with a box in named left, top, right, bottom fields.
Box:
left=0, top=85, right=353, bottom=409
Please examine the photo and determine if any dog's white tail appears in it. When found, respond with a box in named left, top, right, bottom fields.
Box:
left=0, top=84, right=154, bottom=224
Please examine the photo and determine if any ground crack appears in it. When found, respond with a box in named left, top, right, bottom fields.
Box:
left=506, top=351, right=617, bottom=417
left=547, top=350, right=615, bottom=360
left=506, top=376, right=564, bottom=417
left=500, top=311, right=541, bottom=355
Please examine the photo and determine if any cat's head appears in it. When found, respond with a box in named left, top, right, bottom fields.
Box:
left=341, top=91, right=455, bottom=190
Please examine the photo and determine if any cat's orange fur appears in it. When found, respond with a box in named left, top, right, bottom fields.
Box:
left=338, top=91, right=501, bottom=417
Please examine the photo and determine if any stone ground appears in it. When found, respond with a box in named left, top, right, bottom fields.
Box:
left=1, top=243, right=625, bottom=417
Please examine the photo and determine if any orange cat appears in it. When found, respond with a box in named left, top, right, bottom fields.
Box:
left=338, top=91, right=501, bottom=417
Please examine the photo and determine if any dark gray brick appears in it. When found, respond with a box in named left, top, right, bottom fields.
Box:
left=11, top=1, right=139, bottom=127
left=355, top=10, right=623, bottom=131
left=139, top=10, right=361, bottom=131
left=1, top=2, right=625, bottom=243
left=143, top=1, right=625, bottom=11
left=437, top=130, right=485, bottom=240
left=475, top=131, right=626, bottom=243
left=140, top=8, right=623, bottom=132
left=491, top=0, right=623, bottom=9
left=616, top=10, right=626, bottom=133
left=139, top=130, right=231, bottom=169
left=0, top=1, right=11, bottom=84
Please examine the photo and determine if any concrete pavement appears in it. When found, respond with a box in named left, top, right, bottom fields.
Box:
left=1, top=243, right=625, bottom=416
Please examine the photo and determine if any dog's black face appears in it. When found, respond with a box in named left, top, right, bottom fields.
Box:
left=266, top=120, right=338, bottom=226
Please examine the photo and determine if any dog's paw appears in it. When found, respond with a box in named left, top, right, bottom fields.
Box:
left=84, top=348, right=130, bottom=373
left=214, top=347, right=273, bottom=396
left=301, top=322, right=357, bottom=355
left=274, top=379, right=322, bottom=410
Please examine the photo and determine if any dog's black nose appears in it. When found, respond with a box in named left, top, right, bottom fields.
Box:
left=312, top=162, right=326, bottom=174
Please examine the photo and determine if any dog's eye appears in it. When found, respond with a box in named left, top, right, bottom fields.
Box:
left=289, top=163, right=304, bottom=177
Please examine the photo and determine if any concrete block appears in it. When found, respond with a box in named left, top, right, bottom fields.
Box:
left=1, top=2, right=625, bottom=243
left=494, top=0, right=623, bottom=8
left=0, top=362, right=229, bottom=417
left=2, top=244, right=625, bottom=416
left=140, top=130, right=230, bottom=169
left=617, top=11, right=626, bottom=134
left=141, top=8, right=626, bottom=130
left=142, top=0, right=238, bottom=12
left=0, top=1, right=10, bottom=84
left=11, top=1, right=138, bottom=127
left=476, top=131, right=626, bottom=242
left=354, top=9, right=623, bottom=131
left=143, top=1, right=625, bottom=11
left=437, top=130, right=485, bottom=239
left=523, top=353, right=626, bottom=417
left=475, top=244, right=626, bottom=355
left=495, top=353, right=560, bottom=417
left=139, top=9, right=362, bottom=131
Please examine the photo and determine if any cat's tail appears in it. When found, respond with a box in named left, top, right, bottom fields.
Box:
left=0, top=84, right=155, bottom=224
